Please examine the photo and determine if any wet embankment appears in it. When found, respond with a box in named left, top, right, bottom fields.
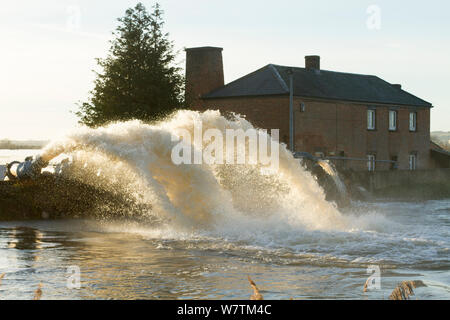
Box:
left=0, top=176, right=151, bottom=221
left=345, top=168, right=450, bottom=200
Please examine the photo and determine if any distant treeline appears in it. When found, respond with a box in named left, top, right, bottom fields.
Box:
left=0, top=140, right=47, bottom=150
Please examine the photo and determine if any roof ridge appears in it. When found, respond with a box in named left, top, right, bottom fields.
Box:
left=203, top=64, right=287, bottom=98
left=268, top=64, right=289, bottom=92
left=372, top=75, right=433, bottom=107
left=273, top=64, right=377, bottom=78
left=203, top=65, right=272, bottom=97
left=203, top=63, right=432, bottom=108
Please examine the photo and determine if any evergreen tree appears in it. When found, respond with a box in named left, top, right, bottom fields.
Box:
left=76, top=3, right=184, bottom=127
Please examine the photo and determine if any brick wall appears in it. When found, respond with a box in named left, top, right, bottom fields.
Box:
left=195, top=96, right=291, bottom=144
left=185, top=47, right=224, bottom=107
left=293, top=98, right=431, bottom=170
left=195, top=95, right=432, bottom=171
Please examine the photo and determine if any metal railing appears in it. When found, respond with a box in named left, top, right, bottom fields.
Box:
left=293, top=152, right=397, bottom=163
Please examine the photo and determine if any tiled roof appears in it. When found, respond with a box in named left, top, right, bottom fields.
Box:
left=203, top=64, right=432, bottom=108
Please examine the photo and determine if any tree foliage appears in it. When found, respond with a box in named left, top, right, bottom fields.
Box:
left=76, top=3, right=184, bottom=127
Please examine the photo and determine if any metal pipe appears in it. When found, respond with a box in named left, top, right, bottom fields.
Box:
left=6, top=156, right=48, bottom=180
left=288, top=68, right=294, bottom=152
left=323, top=156, right=396, bottom=163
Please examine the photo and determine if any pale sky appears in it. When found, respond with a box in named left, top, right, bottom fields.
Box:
left=0, top=0, right=449, bottom=140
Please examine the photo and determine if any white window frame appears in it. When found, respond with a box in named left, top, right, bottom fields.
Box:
left=409, top=112, right=417, bottom=132
left=367, top=109, right=376, bottom=130
left=409, top=154, right=417, bottom=170
left=367, top=154, right=376, bottom=172
left=389, top=110, right=397, bottom=131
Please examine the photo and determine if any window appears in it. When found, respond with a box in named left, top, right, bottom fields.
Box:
left=409, top=154, right=417, bottom=170
left=390, top=155, right=398, bottom=170
left=389, top=110, right=397, bottom=131
left=299, top=102, right=306, bottom=112
left=409, top=112, right=417, bottom=131
left=367, top=154, right=376, bottom=171
left=367, top=109, right=376, bottom=130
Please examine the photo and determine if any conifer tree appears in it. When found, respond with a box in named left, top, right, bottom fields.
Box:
left=76, top=3, right=184, bottom=127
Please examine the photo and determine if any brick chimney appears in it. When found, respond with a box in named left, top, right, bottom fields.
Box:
left=185, top=46, right=224, bottom=108
left=305, top=55, right=320, bottom=70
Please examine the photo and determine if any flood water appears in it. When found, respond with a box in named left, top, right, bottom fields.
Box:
left=0, top=113, right=449, bottom=300
left=0, top=200, right=448, bottom=300
left=0, top=149, right=41, bottom=165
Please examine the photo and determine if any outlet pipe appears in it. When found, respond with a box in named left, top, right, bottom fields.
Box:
left=5, top=144, right=65, bottom=181
left=6, top=156, right=49, bottom=180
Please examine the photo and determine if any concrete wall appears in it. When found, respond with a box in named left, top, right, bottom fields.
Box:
left=347, top=168, right=450, bottom=191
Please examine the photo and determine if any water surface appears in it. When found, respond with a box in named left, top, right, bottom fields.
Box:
left=0, top=200, right=448, bottom=300
left=0, top=116, right=449, bottom=300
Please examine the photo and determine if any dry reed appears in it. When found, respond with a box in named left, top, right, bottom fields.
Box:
left=33, top=283, right=43, bottom=300
left=248, top=276, right=263, bottom=300
left=362, top=277, right=370, bottom=292
left=388, top=280, right=426, bottom=300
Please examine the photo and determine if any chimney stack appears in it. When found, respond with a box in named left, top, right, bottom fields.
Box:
left=392, top=84, right=402, bottom=90
left=305, top=55, right=320, bottom=70
left=185, top=47, right=224, bottom=108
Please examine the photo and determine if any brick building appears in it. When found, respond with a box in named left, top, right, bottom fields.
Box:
left=185, top=46, right=446, bottom=171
